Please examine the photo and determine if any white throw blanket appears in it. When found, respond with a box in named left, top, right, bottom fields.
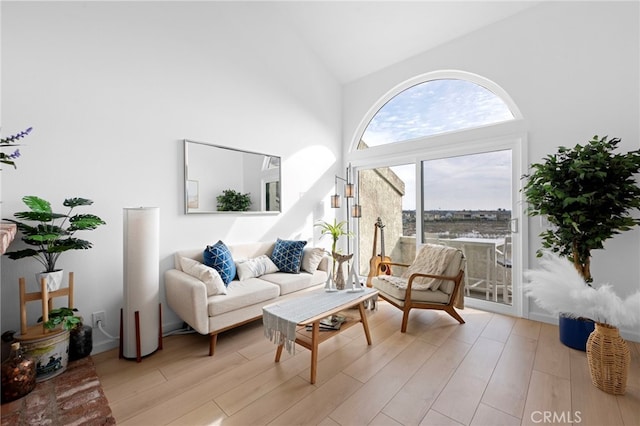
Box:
left=263, top=288, right=377, bottom=354
left=379, top=244, right=458, bottom=291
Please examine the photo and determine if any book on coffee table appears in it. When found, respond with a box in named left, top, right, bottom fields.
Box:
left=305, top=314, right=347, bottom=331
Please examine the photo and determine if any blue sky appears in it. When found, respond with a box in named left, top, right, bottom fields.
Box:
left=362, top=79, right=513, bottom=211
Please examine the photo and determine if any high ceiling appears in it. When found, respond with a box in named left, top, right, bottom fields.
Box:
left=273, top=1, right=541, bottom=84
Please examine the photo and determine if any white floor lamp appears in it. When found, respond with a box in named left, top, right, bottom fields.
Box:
left=121, top=207, right=163, bottom=362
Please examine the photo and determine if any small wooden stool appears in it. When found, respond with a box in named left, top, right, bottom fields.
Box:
left=18, top=272, right=74, bottom=340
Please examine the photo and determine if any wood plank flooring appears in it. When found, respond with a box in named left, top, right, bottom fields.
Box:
left=93, top=302, right=640, bottom=425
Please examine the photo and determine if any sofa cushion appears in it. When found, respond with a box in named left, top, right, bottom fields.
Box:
left=235, top=255, right=279, bottom=281
left=260, top=270, right=327, bottom=295
left=179, top=256, right=227, bottom=296
left=270, top=239, right=307, bottom=273
left=301, top=247, right=325, bottom=273
left=207, top=278, right=280, bottom=316
left=204, top=240, right=236, bottom=285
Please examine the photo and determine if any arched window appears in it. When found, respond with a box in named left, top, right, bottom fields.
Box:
left=350, top=71, right=525, bottom=316
left=360, top=79, right=515, bottom=149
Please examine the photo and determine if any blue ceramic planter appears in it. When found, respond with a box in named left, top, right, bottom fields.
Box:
left=558, top=314, right=595, bottom=351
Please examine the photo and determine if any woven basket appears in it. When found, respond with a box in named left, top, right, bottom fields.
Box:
left=586, top=323, right=630, bottom=395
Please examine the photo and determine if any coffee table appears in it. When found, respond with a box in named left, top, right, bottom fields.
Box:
left=263, top=288, right=377, bottom=384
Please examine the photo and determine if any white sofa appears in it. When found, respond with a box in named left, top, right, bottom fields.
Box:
left=165, top=241, right=329, bottom=356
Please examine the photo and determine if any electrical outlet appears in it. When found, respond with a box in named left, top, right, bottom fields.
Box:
left=92, top=311, right=106, bottom=328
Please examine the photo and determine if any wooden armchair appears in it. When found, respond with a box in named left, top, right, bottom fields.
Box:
left=371, top=244, right=466, bottom=332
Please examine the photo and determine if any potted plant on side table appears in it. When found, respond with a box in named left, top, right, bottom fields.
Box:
left=4, top=196, right=106, bottom=291
left=522, top=135, right=640, bottom=394
left=315, top=219, right=353, bottom=289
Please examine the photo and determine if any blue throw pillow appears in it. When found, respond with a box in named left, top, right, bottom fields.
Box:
left=203, top=240, right=236, bottom=285
left=270, top=238, right=307, bottom=273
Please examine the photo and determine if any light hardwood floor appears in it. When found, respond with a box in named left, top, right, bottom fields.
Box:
left=93, top=302, right=640, bottom=425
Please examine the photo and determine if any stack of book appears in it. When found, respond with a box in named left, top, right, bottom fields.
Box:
left=306, top=315, right=347, bottom=331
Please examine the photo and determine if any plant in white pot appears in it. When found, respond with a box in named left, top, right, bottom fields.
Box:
left=522, top=135, right=640, bottom=346
left=4, top=196, right=106, bottom=290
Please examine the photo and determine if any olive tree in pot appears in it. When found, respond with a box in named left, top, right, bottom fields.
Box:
left=4, top=196, right=106, bottom=291
left=522, top=135, right=640, bottom=350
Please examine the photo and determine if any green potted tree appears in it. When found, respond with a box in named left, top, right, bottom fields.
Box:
left=522, top=135, right=640, bottom=349
left=216, top=189, right=252, bottom=211
left=4, top=196, right=106, bottom=291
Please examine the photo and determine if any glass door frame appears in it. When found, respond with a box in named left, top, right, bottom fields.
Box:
left=349, top=120, right=528, bottom=318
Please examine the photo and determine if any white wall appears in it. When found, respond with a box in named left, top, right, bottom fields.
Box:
left=343, top=2, right=640, bottom=339
left=1, top=1, right=342, bottom=353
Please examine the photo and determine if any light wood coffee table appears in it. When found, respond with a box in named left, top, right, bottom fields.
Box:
left=263, top=288, right=377, bottom=384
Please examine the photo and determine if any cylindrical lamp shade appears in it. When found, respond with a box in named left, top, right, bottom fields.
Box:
left=330, top=194, right=341, bottom=208
left=123, top=207, right=160, bottom=359
left=344, top=183, right=354, bottom=198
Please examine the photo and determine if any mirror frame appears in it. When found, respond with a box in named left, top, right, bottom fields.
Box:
left=184, top=139, right=281, bottom=215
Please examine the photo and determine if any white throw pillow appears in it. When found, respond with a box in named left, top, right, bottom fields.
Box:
left=180, top=256, right=227, bottom=296
left=236, top=255, right=279, bottom=281
left=301, top=247, right=325, bottom=273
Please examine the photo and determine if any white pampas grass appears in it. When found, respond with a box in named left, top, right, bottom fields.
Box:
left=523, top=251, right=640, bottom=328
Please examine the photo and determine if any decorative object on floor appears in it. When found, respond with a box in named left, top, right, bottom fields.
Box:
left=524, top=251, right=639, bottom=394
left=37, top=306, right=91, bottom=361
left=0, top=126, right=31, bottom=169
left=121, top=207, right=162, bottom=362
left=16, top=273, right=75, bottom=381
left=4, top=196, right=106, bottom=291
left=332, top=252, right=353, bottom=290
left=20, top=329, right=70, bottom=382
left=69, top=324, right=92, bottom=361
left=586, top=322, right=630, bottom=395
left=522, top=135, right=640, bottom=349
left=1, top=342, right=36, bottom=403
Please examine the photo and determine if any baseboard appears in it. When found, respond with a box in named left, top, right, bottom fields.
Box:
left=91, top=320, right=188, bottom=355
left=529, top=312, right=639, bottom=343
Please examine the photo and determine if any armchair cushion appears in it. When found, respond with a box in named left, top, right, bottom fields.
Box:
left=400, top=244, right=461, bottom=291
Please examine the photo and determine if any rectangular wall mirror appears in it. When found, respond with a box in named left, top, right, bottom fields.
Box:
left=184, top=139, right=281, bottom=214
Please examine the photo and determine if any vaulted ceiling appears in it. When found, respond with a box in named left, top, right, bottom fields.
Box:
left=273, top=1, right=541, bottom=84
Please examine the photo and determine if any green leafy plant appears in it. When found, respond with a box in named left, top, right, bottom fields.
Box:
left=315, top=219, right=353, bottom=278
left=522, top=135, right=640, bottom=282
left=38, top=307, right=82, bottom=331
left=4, top=196, right=106, bottom=272
left=315, top=219, right=352, bottom=255
left=216, top=189, right=252, bottom=211
left=1, top=127, right=31, bottom=169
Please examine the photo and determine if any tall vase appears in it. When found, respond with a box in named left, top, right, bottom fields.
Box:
left=586, top=323, right=630, bottom=395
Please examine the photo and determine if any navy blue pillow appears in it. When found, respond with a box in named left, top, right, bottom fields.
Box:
left=270, top=238, right=307, bottom=273
left=203, top=240, right=236, bottom=285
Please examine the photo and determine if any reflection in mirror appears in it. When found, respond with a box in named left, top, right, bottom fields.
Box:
left=184, top=140, right=281, bottom=214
